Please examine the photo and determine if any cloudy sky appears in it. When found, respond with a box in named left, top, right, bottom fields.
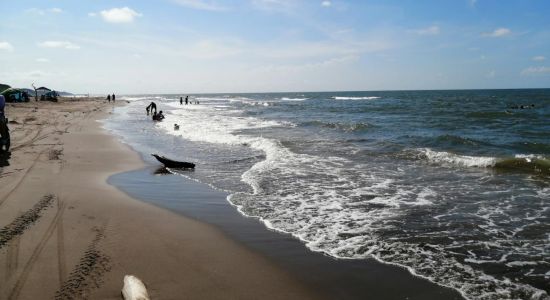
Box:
left=0, top=0, right=549, bottom=94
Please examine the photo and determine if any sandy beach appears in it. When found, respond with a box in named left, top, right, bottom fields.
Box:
left=0, top=98, right=321, bottom=299
left=3, top=2, right=549, bottom=298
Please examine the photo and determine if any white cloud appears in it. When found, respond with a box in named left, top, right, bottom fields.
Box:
left=409, top=25, right=440, bottom=36
left=483, top=28, right=511, bottom=37
left=38, top=41, right=80, bottom=50
left=36, top=58, right=50, bottom=63
left=50, top=8, right=63, bottom=13
left=521, top=66, right=550, bottom=76
left=88, top=12, right=97, bottom=17
left=321, top=1, right=332, bottom=7
left=100, top=7, right=142, bottom=23
left=0, top=41, right=14, bottom=52
left=532, top=56, right=546, bottom=61
left=171, top=0, right=227, bottom=11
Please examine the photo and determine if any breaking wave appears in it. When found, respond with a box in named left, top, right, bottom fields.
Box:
left=417, top=149, right=550, bottom=175
left=332, top=96, right=381, bottom=100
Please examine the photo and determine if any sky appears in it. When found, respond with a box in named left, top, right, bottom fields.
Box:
left=0, top=0, right=549, bottom=94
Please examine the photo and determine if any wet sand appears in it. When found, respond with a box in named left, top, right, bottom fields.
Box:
left=111, top=167, right=464, bottom=300
left=0, top=98, right=320, bottom=299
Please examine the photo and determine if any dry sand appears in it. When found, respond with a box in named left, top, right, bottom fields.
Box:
left=0, top=98, right=320, bottom=299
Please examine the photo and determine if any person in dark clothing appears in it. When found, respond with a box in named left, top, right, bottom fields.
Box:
left=0, top=95, right=10, bottom=151
left=107, top=94, right=111, bottom=102
left=112, top=94, right=116, bottom=102
left=146, top=102, right=157, bottom=115
left=180, top=97, right=183, bottom=105
left=152, top=110, right=165, bottom=121
left=185, top=96, right=189, bottom=105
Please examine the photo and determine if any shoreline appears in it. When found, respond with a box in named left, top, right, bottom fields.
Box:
left=110, top=166, right=465, bottom=300
left=0, top=98, right=320, bottom=299
left=105, top=100, right=464, bottom=299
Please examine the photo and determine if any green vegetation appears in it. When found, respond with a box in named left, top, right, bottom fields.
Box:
left=0, top=84, right=11, bottom=93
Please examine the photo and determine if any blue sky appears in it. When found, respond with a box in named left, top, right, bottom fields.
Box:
left=0, top=0, right=549, bottom=93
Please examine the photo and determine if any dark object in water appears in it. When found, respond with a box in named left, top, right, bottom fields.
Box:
left=152, top=154, right=195, bottom=169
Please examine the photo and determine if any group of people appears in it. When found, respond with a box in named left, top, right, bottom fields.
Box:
left=106, top=94, right=116, bottom=102
left=147, top=95, right=195, bottom=122
left=146, top=95, right=199, bottom=123
left=179, top=96, right=199, bottom=105
left=179, top=96, right=188, bottom=105
left=146, top=102, right=165, bottom=121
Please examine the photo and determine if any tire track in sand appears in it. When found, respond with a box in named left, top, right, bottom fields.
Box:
left=0, top=194, right=55, bottom=248
left=7, top=196, right=65, bottom=300
left=55, top=224, right=111, bottom=300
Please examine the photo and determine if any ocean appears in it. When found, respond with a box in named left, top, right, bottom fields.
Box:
left=105, top=89, right=550, bottom=300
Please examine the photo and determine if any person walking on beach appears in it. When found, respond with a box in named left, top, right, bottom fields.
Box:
left=107, top=94, right=111, bottom=102
left=185, top=96, right=189, bottom=105
left=112, top=94, right=116, bottom=102
left=180, top=97, right=183, bottom=105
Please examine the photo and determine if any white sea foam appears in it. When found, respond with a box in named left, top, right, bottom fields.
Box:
left=506, top=261, right=539, bottom=267
left=195, top=96, right=231, bottom=101
left=121, top=96, right=151, bottom=101
left=420, top=148, right=497, bottom=167
left=514, top=154, right=546, bottom=162
left=122, top=95, right=170, bottom=102
left=144, top=101, right=549, bottom=300
left=332, top=96, right=380, bottom=100
left=281, top=97, right=309, bottom=101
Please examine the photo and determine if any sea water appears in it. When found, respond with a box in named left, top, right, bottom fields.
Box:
left=107, top=89, right=550, bottom=300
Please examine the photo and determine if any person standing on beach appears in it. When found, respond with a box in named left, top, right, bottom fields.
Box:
left=0, top=94, right=9, bottom=151
left=112, top=94, right=116, bottom=102
left=185, top=96, right=189, bottom=105
left=180, top=97, right=183, bottom=105
left=107, top=94, right=111, bottom=102
left=0, top=95, right=5, bottom=118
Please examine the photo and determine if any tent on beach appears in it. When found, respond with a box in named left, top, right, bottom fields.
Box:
left=34, top=86, right=58, bottom=101
left=1, top=88, right=30, bottom=103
